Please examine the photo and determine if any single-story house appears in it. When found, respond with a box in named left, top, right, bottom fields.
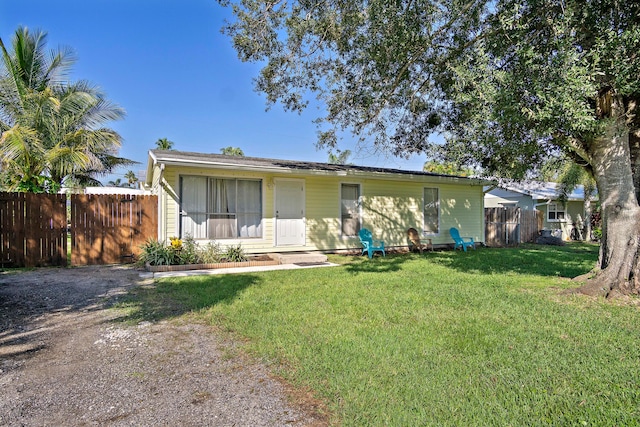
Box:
left=484, top=181, right=595, bottom=240
left=144, top=150, right=490, bottom=253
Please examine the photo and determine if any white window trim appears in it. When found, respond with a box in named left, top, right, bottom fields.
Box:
left=178, top=174, right=265, bottom=240
left=423, top=187, right=440, bottom=236
left=547, top=202, right=567, bottom=223
left=340, top=182, right=362, bottom=238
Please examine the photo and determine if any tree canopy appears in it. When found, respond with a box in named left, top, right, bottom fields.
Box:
left=220, top=146, right=244, bottom=156
left=0, top=27, right=133, bottom=192
left=155, top=137, right=174, bottom=150
left=328, top=149, right=352, bottom=165
left=221, top=0, right=640, bottom=296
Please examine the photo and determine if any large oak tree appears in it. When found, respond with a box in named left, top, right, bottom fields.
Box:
left=221, top=0, right=640, bottom=297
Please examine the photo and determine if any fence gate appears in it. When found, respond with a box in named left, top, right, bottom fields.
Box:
left=71, top=194, right=157, bottom=265
left=485, top=207, right=542, bottom=247
left=0, top=192, right=67, bottom=267
left=485, top=207, right=521, bottom=247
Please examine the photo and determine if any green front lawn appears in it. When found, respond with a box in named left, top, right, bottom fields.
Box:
left=118, top=244, right=640, bottom=426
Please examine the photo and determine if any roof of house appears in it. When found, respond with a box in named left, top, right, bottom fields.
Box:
left=146, top=149, right=491, bottom=185
left=489, top=180, right=594, bottom=201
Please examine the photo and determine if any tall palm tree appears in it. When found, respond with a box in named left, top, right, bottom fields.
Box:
left=0, top=27, right=132, bottom=192
left=155, top=137, right=174, bottom=150
left=124, top=170, right=138, bottom=188
left=107, top=178, right=126, bottom=187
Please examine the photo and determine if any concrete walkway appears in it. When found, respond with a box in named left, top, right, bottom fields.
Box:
left=146, top=261, right=338, bottom=279
left=141, top=252, right=338, bottom=279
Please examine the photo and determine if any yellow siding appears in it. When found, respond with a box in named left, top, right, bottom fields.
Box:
left=153, top=164, right=485, bottom=252
left=361, top=180, right=484, bottom=246
left=540, top=200, right=585, bottom=240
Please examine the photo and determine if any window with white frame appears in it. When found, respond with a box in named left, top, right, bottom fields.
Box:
left=423, top=187, right=439, bottom=234
left=547, top=203, right=566, bottom=222
left=341, top=183, right=361, bottom=236
left=179, top=176, right=262, bottom=239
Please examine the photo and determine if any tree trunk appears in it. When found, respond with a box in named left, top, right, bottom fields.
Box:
left=583, top=197, right=592, bottom=242
left=577, top=110, right=640, bottom=297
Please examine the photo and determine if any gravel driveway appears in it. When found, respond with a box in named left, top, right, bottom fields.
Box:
left=0, top=266, right=326, bottom=426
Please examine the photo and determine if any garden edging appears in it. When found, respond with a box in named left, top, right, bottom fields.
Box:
left=145, top=259, right=280, bottom=273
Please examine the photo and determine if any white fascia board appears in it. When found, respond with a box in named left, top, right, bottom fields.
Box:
left=153, top=156, right=488, bottom=185
left=145, top=151, right=157, bottom=186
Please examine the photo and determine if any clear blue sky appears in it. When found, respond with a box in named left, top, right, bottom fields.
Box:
left=1, top=0, right=428, bottom=184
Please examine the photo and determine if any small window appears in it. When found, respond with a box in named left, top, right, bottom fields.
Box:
left=548, top=203, right=566, bottom=222
left=341, top=184, right=361, bottom=236
left=423, top=188, right=439, bottom=234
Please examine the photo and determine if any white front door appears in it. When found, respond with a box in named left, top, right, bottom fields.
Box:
left=275, top=179, right=305, bottom=246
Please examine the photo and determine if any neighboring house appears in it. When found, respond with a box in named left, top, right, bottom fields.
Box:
left=144, top=150, right=489, bottom=254
left=484, top=181, right=594, bottom=240
left=83, top=186, right=149, bottom=195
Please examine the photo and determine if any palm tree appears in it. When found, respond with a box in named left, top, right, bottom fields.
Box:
left=124, top=170, right=138, bottom=188
left=107, top=178, right=126, bottom=187
left=220, top=146, right=244, bottom=156
left=155, top=138, right=174, bottom=150
left=328, top=149, right=352, bottom=165
left=0, top=27, right=132, bottom=192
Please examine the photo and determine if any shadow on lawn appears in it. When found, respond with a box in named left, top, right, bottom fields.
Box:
left=343, top=253, right=412, bottom=274
left=115, top=273, right=264, bottom=323
left=427, top=243, right=599, bottom=278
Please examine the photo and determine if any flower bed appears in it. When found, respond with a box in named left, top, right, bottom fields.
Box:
left=146, top=257, right=280, bottom=272
left=139, top=236, right=280, bottom=272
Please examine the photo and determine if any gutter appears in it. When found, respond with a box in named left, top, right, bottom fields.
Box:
left=152, top=158, right=490, bottom=185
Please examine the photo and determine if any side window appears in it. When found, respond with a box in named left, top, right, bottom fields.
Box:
left=341, top=183, right=361, bottom=236
left=548, top=203, right=566, bottom=222
left=423, top=187, right=439, bottom=234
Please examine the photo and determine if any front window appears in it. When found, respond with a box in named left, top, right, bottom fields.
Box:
left=341, top=183, right=361, bottom=236
left=423, top=187, right=439, bottom=234
left=547, top=203, right=566, bottom=222
left=180, top=176, right=262, bottom=239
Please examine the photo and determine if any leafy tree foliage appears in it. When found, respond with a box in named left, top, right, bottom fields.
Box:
left=423, top=161, right=474, bottom=177
left=221, top=0, right=640, bottom=296
left=0, top=27, right=132, bottom=192
left=220, top=146, right=244, bottom=156
left=328, top=149, right=352, bottom=165
left=155, top=137, right=174, bottom=150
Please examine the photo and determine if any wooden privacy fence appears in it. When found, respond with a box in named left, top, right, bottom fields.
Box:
left=485, top=207, right=542, bottom=247
left=0, top=192, right=157, bottom=267
left=0, top=192, right=67, bottom=267
left=71, top=194, right=158, bottom=266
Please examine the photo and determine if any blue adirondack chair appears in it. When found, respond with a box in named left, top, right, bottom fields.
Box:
left=358, top=228, right=385, bottom=258
left=449, top=227, right=476, bottom=251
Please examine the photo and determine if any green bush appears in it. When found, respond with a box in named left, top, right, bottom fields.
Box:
left=138, top=238, right=175, bottom=266
left=199, top=241, right=223, bottom=264
left=177, top=235, right=199, bottom=265
left=138, top=236, right=230, bottom=266
left=592, top=227, right=602, bottom=241
left=223, top=244, right=247, bottom=262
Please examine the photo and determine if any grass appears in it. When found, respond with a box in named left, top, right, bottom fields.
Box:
left=116, top=244, right=640, bottom=426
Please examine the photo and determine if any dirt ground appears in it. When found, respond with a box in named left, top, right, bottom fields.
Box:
left=0, top=266, right=327, bottom=426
